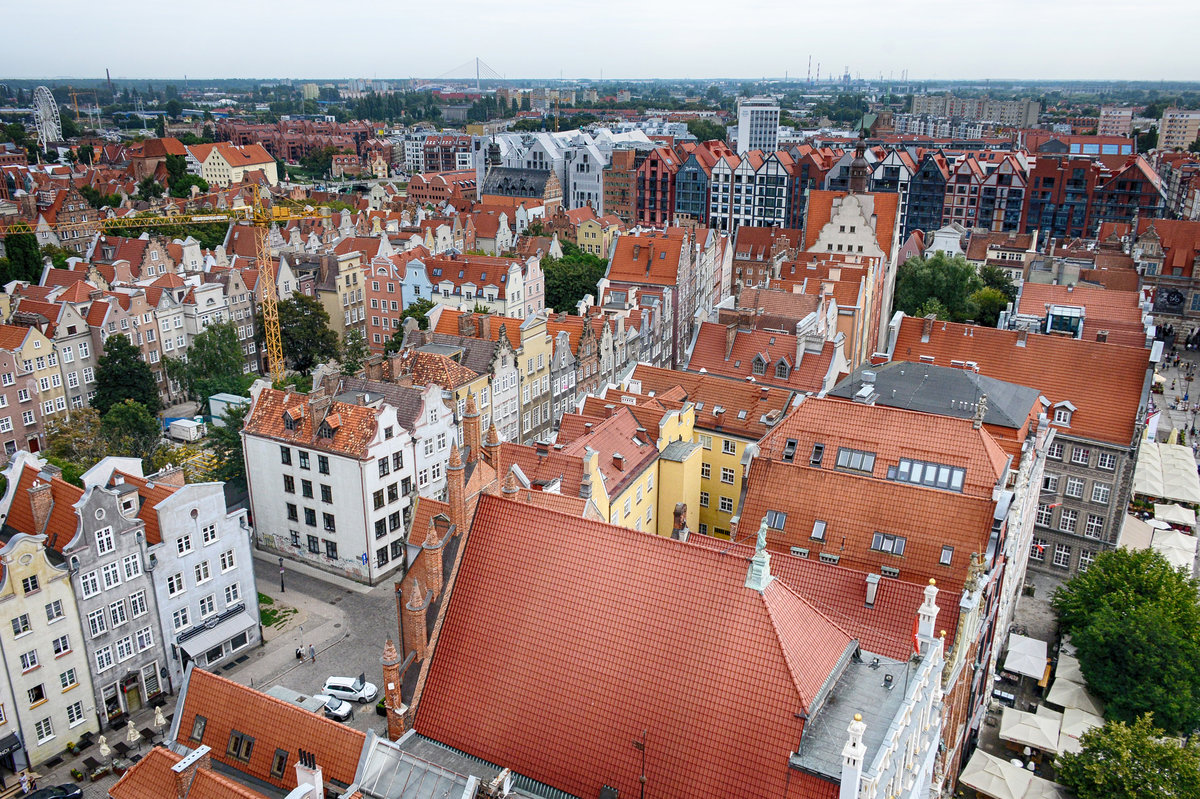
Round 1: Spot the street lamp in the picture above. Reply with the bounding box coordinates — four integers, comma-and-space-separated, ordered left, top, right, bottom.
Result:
279, 557, 285, 593
631, 729, 647, 799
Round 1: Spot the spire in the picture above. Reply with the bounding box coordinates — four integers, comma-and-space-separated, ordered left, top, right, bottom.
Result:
381, 638, 400, 668
745, 517, 774, 592
448, 441, 463, 470
502, 469, 520, 495
917, 578, 940, 642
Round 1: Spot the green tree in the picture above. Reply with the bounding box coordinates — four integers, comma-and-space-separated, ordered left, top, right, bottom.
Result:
893, 252, 984, 323
686, 118, 727, 142
44, 409, 106, 466
101, 400, 163, 462
979, 264, 1017, 303
165, 99, 182, 119
968, 287, 1009, 327
340, 327, 369, 376
154, 115, 166, 138
915, 297, 951, 320
137, 176, 163, 200
165, 322, 251, 401
80, 185, 122, 209
1053, 548, 1200, 734
94, 333, 161, 415
164, 153, 208, 197
77, 144, 94, 165
209, 402, 249, 487
1055, 714, 1200, 799
40, 245, 74, 270
398, 297, 436, 332
271, 292, 339, 376
4, 232, 42, 282
542, 240, 608, 312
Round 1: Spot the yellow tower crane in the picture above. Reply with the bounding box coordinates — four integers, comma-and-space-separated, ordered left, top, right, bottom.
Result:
1, 186, 333, 385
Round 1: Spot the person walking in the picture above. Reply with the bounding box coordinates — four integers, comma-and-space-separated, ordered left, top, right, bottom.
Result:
18, 773, 27, 795
309, 644, 316, 663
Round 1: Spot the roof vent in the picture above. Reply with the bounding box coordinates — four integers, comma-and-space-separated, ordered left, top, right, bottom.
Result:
861, 370, 875, 384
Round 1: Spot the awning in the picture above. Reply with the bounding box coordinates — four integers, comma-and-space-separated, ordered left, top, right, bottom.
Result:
1155, 503, 1196, 527
180, 609, 257, 658
1046, 678, 1105, 716
999, 708, 1061, 754
1004, 633, 1048, 679
1153, 529, 1199, 570
1133, 441, 1200, 504
959, 751, 1069, 799
1120, 513, 1155, 551
0, 733, 22, 757
1054, 653, 1084, 683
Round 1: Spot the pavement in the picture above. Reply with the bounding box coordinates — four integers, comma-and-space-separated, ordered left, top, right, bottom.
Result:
28, 551, 405, 795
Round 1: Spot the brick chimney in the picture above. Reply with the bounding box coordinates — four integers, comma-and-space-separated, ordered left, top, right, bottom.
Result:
403, 581, 431, 661
671, 503, 689, 541
380, 638, 407, 741
921, 313, 936, 342
457, 312, 474, 337
151, 465, 186, 488
483, 423, 501, 468
422, 519, 449, 597
478, 314, 491, 341
171, 744, 213, 799
724, 322, 738, 361
463, 393, 481, 464
28, 480, 53, 535
446, 443, 466, 535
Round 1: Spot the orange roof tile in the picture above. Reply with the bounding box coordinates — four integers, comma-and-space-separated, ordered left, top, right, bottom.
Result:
1016, 283, 1147, 348
803, 190, 899, 258
5, 464, 84, 552
493, 442, 586, 496
686, 322, 836, 393
414, 494, 855, 799
243, 389, 381, 459
394, 350, 481, 391
605, 232, 685, 286
108, 747, 184, 799
0, 323, 30, 351
113, 470, 181, 545
891, 316, 1150, 446
173, 667, 365, 792
629, 364, 794, 440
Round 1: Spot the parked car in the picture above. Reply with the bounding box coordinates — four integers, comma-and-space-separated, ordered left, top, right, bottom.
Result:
322, 674, 378, 704
314, 694, 353, 721
29, 786, 84, 799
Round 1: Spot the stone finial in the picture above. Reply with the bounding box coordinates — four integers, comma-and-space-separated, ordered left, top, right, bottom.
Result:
502, 470, 519, 495
448, 442, 463, 470
381, 638, 400, 668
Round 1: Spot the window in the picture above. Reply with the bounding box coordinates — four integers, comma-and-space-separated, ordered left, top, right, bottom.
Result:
1078, 550, 1096, 572
764, 510, 787, 529
202, 524, 218, 545
719, 496, 734, 513
889, 459, 966, 492
108, 600, 127, 628
115, 636, 134, 661
323, 513, 336, 532
378, 457, 390, 477
699, 492, 709, 508
280, 446, 292, 465
1042, 474, 1059, 492
60, 668, 77, 690
304, 508, 316, 527
720, 467, 735, 484
195, 561, 211, 584
1091, 483, 1110, 504
871, 532, 907, 555
21, 575, 39, 594
940, 546, 954, 565
1036, 504, 1052, 526
1097, 451, 1116, 470
167, 572, 185, 596
698, 434, 712, 450
298, 451, 309, 470
10, 613, 30, 637
79, 571, 100, 598
20, 650, 39, 671
321, 484, 333, 503
835, 447, 876, 474
199, 595, 216, 618
34, 718, 53, 744
722, 439, 737, 455
129, 591, 147, 617
122, 554, 141, 580
220, 550, 236, 572
1053, 407, 1072, 425
191, 716, 208, 742
173, 609, 190, 635
1059, 508, 1078, 533
1071, 447, 1091, 466
45, 600, 63, 623
392, 451, 403, 471
101, 562, 121, 590
1053, 543, 1072, 568
810, 520, 827, 541
1085, 514, 1104, 538
271, 749, 289, 779
94, 646, 113, 671
95, 526, 114, 555
1064, 477, 1084, 499
318, 455, 329, 474
225, 583, 241, 605
1030, 537, 1047, 561
227, 731, 254, 763
1048, 441, 1063, 459
324, 540, 338, 559
809, 443, 824, 466
177, 534, 193, 555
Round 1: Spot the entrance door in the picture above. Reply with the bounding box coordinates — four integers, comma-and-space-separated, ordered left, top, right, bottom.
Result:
122, 674, 143, 713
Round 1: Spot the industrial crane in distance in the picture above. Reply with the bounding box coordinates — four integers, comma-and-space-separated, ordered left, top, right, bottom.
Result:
1, 186, 336, 385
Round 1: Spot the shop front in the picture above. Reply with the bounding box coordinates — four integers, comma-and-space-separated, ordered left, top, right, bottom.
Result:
101, 662, 163, 728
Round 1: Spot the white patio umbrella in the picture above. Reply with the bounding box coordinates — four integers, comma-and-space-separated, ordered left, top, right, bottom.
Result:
126, 719, 141, 746
959, 750, 1034, 799
1147, 518, 1172, 530
1060, 707, 1105, 738
1047, 679, 1105, 716
98, 735, 110, 761
999, 708, 1061, 754
153, 705, 166, 731
1153, 528, 1199, 569
1004, 633, 1048, 679
1154, 503, 1196, 526
1055, 653, 1084, 683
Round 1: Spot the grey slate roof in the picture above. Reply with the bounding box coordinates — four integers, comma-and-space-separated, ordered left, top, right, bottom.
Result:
428, 332, 499, 376
828, 361, 1041, 429
336, 376, 427, 429
481, 167, 552, 198
659, 439, 700, 462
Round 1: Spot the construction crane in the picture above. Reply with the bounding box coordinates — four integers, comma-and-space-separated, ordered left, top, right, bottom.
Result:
0, 186, 330, 385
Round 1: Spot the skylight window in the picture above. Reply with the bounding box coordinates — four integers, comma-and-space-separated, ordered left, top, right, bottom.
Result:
835, 447, 876, 474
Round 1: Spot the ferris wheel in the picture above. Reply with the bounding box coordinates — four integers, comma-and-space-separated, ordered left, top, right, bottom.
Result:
33, 86, 62, 152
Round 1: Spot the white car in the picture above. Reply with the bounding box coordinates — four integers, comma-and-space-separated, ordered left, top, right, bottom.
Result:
313, 694, 353, 721
322, 674, 378, 704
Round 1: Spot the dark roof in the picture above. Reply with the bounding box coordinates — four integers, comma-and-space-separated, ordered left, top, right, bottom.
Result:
828, 361, 1041, 430
481, 167, 552, 198
428, 332, 499, 376
336, 376, 427, 430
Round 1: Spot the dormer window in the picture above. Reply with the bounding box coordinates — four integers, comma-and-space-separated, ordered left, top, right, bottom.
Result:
775, 361, 790, 379
317, 423, 333, 439
1053, 408, 1071, 425
752, 356, 766, 376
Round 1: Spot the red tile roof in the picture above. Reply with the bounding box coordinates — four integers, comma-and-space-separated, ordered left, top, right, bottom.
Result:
113, 471, 182, 545
394, 349, 482, 390
243, 388, 381, 459
891, 316, 1151, 446
5, 464, 84, 553
0, 323, 30, 351
628, 364, 794, 440
173, 667, 365, 792
492, 442, 586, 496
686, 321, 837, 393
560, 406, 659, 496
605, 232, 685, 286
108, 747, 184, 799
1139, 218, 1200, 275
414, 494, 855, 799
1016, 282, 1147, 348
803, 190, 900, 258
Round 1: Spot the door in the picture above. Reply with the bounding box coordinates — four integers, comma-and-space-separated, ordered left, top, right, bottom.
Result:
123, 674, 142, 713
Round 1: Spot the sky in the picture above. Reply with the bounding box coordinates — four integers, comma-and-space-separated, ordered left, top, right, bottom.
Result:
5, 0, 1199, 83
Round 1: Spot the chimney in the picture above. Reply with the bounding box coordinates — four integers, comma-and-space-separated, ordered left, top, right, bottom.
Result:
152, 465, 186, 488
724, 322, 737, 361
28, 480, 53, 534
1096, 330, 1108, 343
171, 745, 213, 799
795, 324, 806, 368
463, 393, 481, 464
483, 423, 501, 467
917, 579, 940, 645
446, 443, 466, 535
457, 312, 474, 337
422, 520, 449, 597
402, 580, 431, 661
671, 503, 689, 541
380, 639, 407, 741
293, 750, 324, 796
838, 715, 867, 799
612, 452, 625, 471
864, 573, 881, 607
478, 315, 491, 341
921, 313, 935, 342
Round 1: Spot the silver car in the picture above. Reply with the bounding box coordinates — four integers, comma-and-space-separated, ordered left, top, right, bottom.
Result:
322, 674, 378, 704
313, 694, 353, 721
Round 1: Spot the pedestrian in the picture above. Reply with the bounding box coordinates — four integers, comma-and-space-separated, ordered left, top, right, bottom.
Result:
295, 646, 303, 660
18, 773, 27, 795
309, 644, 316, 663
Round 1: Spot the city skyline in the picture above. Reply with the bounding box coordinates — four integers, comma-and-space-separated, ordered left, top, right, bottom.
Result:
4, 0, 1199, 83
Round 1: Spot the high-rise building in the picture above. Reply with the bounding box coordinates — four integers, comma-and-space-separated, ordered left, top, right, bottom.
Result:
1159, 107, 1200, 150
1098, 106, 1134, 137
735, 97, 780, 154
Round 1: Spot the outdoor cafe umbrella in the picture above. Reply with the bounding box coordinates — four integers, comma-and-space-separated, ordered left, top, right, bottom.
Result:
959, 750, 1034, 799
154, 705, 166, 731
999, 707, 1061, 754
1060, 707, 1105, 739
1046, 678, 1105, 716
1003, 634, 1048, 679
1054, 653, 1084, 683
126, 720, 141, 747
98, 735, 110, 761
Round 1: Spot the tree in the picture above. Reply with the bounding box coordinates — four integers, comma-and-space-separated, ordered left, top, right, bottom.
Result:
154, 115, 166, 138
80, 185, 121, 209
271, 292, 339, 376
165, 99, 182, 119
101, 400, 163, 461
968, 287, 1009, 327
77, 144, 94, 165
399, 297, 436, 331
1053, 548, 1200, 734
893, 252, 985, 324
979, 264, 1017, 303
4, 232, 41, 282
44, 409, 106, 466
136, 176, 163, 200
164, 153, 209, 198
1055, 714, 1200, 799
94, 333, 161, 415
542, 241, 608, 313
40, 245, 74, 270
340, 327, 369, 376
686, 118, 727, 142
165, 322, 250, 401
209, 402, 249, 487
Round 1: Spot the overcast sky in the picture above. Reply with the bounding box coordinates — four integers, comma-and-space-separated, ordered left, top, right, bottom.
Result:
6, 0, 1199, 83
